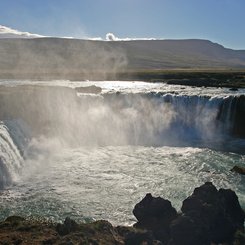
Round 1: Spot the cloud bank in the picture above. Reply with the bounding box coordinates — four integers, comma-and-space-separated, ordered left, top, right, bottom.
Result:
0, 25, 44, 39
0, 25, 156, 41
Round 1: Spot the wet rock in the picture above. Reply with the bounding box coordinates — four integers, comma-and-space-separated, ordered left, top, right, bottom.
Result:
218, 188, 245, 229
177, 182, 245, 244
169, 213, 209, 245
133, 193, 177, 243
133, 193, 177, 229
56, 217, 79, 236
231, 165, 245, 175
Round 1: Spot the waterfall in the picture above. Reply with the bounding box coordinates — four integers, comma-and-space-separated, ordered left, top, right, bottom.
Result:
0, 121, 23, 188
0, 85, 244, 152
101, 93, 237, 144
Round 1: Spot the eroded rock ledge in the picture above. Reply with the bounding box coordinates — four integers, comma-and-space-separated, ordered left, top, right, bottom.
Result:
0, 182, 244, 245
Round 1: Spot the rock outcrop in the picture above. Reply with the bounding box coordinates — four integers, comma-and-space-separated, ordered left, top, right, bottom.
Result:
133, 182, 245, 245
133, 193, 177, 242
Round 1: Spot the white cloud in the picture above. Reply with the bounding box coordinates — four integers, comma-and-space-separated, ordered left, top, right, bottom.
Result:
0, 25, 44, 39
0, 25, 157, 42
106, 33, 119, 41
105, 32, 156, 41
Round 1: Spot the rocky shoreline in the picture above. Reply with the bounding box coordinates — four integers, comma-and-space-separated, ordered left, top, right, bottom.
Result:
0, 182, 244, 245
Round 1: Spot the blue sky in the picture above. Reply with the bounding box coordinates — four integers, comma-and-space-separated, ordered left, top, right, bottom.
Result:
0, 0, 244, 49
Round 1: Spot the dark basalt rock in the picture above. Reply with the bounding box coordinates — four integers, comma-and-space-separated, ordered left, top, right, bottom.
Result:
133, 193, 177, 242
219, 188, 245, 229
133, 193, 177, 229
169, 213, 209, 245
231, 165, 245, 175
178, 182, 245, 244
133, 182, 245, 245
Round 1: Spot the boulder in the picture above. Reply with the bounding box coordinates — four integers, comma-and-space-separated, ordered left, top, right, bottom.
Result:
133, 193, 177, 229
133, 193, 177, 243
169, 213, 209, 245
218, 188, 245, 229
131, 182, 245, 244
176, 182, 245, 244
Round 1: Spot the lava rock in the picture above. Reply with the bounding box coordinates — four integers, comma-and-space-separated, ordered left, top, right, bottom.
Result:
133, 193, 177, 243
218, 188, 245, 229
133, 193, 177, 229
178, 182, 245, 244
169, 213, 209, 245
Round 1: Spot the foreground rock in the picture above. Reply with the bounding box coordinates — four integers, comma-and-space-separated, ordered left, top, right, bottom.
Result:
0, 182, 244, 245
171, 182, 245, 245
132, 182, 245, 245
133, 193, 177, 241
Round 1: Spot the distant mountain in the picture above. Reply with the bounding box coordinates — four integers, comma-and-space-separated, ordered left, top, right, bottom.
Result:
0, 37, 245, 79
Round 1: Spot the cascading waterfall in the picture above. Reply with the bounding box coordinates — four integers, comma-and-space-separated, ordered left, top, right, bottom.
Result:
0, 86, 243, 188
100, 93, 239, 145
0, 121, 23, 188
1, 84, 243, 148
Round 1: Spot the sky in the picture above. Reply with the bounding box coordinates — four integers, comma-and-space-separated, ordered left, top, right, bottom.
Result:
0, 0, 245, 49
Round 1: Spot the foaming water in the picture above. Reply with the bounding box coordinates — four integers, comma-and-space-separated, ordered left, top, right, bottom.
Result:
0, 145, 244, 225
